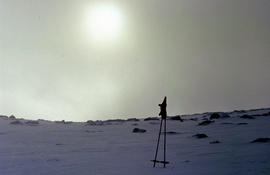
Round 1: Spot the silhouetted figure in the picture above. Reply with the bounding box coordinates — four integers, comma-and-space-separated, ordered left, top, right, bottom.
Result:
159, 96, 167, 119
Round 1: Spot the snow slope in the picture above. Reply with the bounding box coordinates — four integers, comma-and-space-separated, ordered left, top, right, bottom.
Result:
0, 108, 270, 175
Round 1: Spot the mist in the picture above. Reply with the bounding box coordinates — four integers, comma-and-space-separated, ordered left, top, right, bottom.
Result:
1, 0, 270, 121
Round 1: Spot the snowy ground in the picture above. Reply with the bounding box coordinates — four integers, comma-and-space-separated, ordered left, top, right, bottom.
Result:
0, 108, 270, 175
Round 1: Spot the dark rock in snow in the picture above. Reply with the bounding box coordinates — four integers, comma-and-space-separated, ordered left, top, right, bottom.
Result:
55, 143, 63, 146
10, 120, 23, 125
264, 112, 270, 116
0, 115, 8, 118
132, 128, 146, 133
25, 120, 39, 125
193, 133, 208, 139
9, 115, 16, 119
162, 131, 180, 135
240, 115, 255, 119
63, 121, 73, 124
169, 115, 183, 122
85, 120, 105, 126
94, 120, 105, 125
221, 122, 233, 125
209, 140, 221, 144
55, 120, 73, 124
86, 120, 96, 125
55, 120, 69, 124
190, 118, 198, 121
131, 123, 138, 126
198, 120, 214, 126
251, 138, 270, 143
58, 120, 73, 124
210, 113, 220, 120
144, 117, 159, 121
210, 112, 230, 120
126, 118, 140, 122
233, 110, 246, 113
237, 122, 248, 125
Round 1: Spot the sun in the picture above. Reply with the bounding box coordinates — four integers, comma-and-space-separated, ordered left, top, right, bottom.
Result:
86, 3, 123, 42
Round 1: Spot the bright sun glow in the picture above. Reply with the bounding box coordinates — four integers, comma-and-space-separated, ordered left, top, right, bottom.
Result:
86, 3, 123, 42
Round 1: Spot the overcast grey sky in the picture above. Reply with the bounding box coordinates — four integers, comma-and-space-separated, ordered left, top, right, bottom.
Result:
1, 0, 270, 121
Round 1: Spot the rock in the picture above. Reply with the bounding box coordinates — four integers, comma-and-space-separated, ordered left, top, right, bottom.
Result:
126, 118, 140, 122
55, 120, 72, 124
0, 115, 8, 118
209, 140, 220, 144
85, 120, 105, 126
86, 120, 96, 125
193, 133, 208, 139
25, 120, 39, 125
55, 143, 63, 146
251, 138, 270, 143
210, 113, 220, 120
190, 118, 198, 121
210, 112, 230, 120
132, 123, 138, 126
132, 128, 146, 133
55, 120, 66, 124
169, 115, 183, 122
198, 120, 214, 126
221, 122, 233, 125
105, 119, 125, 122
9, 115, 16, 119
233, 110, 246, 113
144, 117, 159, 121
10, 120, 23, 125
237, 122, 248, 125
240, 115, 255, 119
163, 131, 180, 135
94, 120, 105, 125
56, 120, 72, 124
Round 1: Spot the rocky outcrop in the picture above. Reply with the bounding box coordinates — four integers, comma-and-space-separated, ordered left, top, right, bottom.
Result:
132, 128, 146, 133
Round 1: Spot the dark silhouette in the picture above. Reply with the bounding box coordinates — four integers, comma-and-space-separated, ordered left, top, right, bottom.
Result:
152, 96, 169, 168
251, 138, 270, 143
198, 120, 214, 126
144, 117, 159, 121
240, 114, 255, 119
193, 133, 208, 139
132, 128, 146, 133
159, 96, 167, 119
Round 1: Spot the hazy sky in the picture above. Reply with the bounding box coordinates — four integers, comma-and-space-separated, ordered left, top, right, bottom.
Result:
1, 0, 270, 121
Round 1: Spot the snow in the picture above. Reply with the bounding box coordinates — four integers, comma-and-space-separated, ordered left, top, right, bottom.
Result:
0, 108, 270, 175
